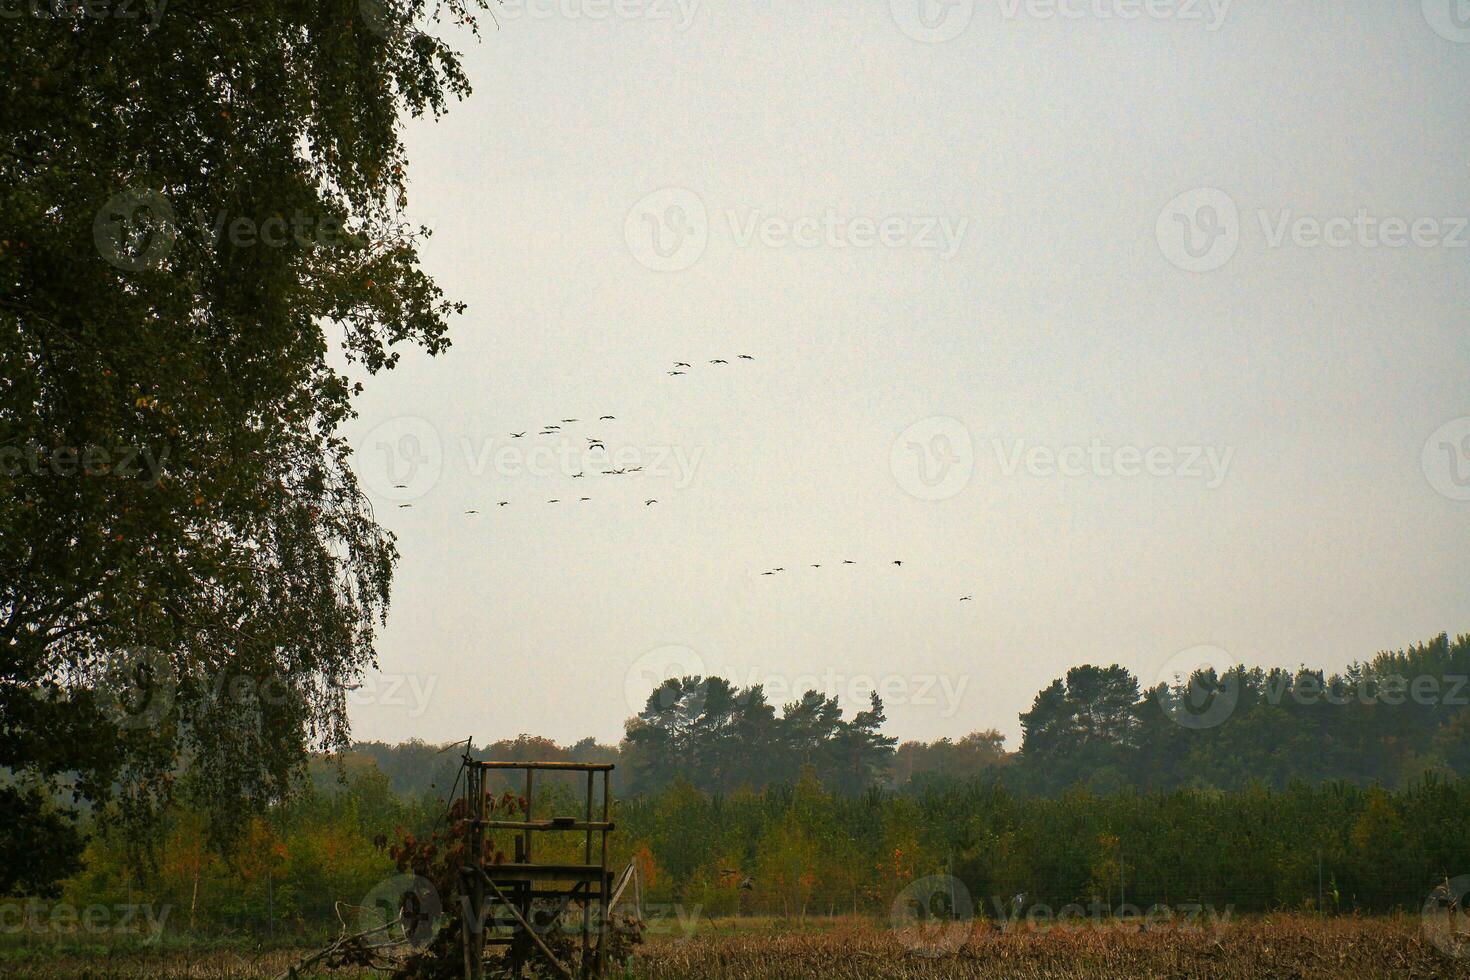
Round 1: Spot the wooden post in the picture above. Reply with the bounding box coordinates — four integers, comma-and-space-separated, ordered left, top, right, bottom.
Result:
524, 768, 534, 863
461, 765, 474, 980
583, 769, 594, 974
473, 767, 486, 980
520, 767, 533, 978
1119, 843, 1125, 910
463, 763, 486, 980
597, 769, 610, 977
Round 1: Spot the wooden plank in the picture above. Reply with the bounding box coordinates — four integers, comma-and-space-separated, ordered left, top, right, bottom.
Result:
469, 761, 614, 771
484, 863, 612, 882
476, 819, 615, 832
606, 863, 636, 915
483, 887, 603, 901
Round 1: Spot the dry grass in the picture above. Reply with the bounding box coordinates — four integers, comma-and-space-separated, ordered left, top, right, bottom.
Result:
633, 914, 1470, 979
3, 914, 1467, 978
0, 944, 377, 980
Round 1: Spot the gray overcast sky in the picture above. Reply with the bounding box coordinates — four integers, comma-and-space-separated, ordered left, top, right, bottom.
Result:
342, 1, 1470, 750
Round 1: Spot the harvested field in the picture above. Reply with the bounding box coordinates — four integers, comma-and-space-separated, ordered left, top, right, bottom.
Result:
6, 914, 1469, 979
632, 914, 1470, 980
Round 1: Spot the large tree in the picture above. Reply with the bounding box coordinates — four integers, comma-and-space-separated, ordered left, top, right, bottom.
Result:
621, 678, 895, 796
1018, 664, 1140, 790
0, 0, 485, 893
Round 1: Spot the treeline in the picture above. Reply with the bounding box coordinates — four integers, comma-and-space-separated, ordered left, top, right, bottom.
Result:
352, 723, 1005, 801
615, 771, 1470, 917
47, 761, 1470, 937
22, 631, 1470, 937
1014, 632, 1470, 795
354, 632, 1470, 799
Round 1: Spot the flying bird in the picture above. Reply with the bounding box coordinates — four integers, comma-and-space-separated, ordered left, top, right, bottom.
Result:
572, 472, 585, 479
580, 497, 591, 502
393, 484, 407, 489
761, 571, 775, 576
960, 596, 973, 602
738, 354, 754, 360
811, 564, 821, 568
668, 371, 686, 376
600, 415, 616, 420
843, 560, 855, 565
626, 466, 643, 473
563, 419, 578, 423
398, 503, 413, 508
709, 358, 728, 364
497, 501, 509, 507
674, 361, 691, 368
892, 560, 903, 566
645, 499, 658, 506
510, 432, 525, 439
465, 509, 479, 515
548, 499, 560, 504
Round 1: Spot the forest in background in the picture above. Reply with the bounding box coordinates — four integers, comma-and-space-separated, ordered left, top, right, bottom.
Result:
357, 631, 1470, 798
11, 632, 1470, 940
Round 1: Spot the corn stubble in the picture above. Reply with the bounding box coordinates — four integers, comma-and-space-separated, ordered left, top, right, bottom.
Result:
633, 915, 1470, 980
6, 915, 1469, 978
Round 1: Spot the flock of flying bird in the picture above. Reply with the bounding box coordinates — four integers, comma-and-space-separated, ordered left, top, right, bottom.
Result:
394, 351, 977, 601
666, 353, 756, 376
394, 413, 657, 510
393, 356, 758, 514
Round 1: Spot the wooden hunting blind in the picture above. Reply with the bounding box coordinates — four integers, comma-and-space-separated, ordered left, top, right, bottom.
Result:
459, 759, 617, 980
